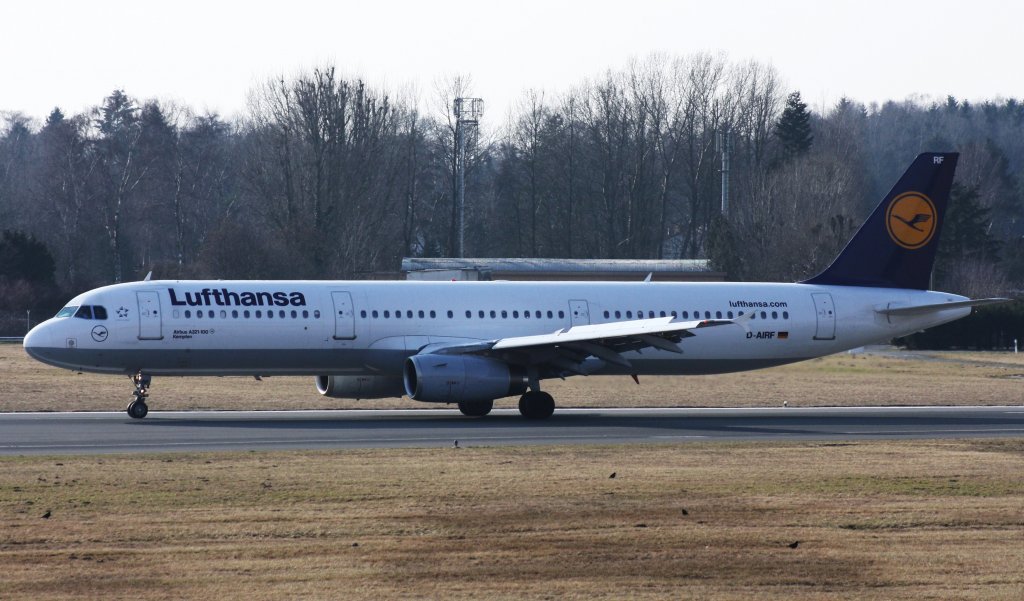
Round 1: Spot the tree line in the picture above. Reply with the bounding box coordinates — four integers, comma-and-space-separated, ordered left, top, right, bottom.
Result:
2, 54, 1023, 328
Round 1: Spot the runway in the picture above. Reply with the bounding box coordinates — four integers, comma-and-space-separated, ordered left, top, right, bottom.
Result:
1, 406, 1023, 455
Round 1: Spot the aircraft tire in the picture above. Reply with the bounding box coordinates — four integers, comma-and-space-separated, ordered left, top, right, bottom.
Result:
518, 391, 555, 419
458, 399, 494, 417
127, 400, 149, 419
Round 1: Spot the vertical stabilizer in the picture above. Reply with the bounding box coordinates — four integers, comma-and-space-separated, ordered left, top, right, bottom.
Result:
803, 152, 958, 290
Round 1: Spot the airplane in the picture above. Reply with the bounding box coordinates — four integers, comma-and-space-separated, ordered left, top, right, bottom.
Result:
23, 152, 1008, 420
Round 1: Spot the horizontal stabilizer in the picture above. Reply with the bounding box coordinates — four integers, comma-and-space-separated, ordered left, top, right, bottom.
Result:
876, 298, 1011, 317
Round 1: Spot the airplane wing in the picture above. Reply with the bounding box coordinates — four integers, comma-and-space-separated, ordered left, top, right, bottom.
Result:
421, 316, 743, 374
875, 298, 1011, 317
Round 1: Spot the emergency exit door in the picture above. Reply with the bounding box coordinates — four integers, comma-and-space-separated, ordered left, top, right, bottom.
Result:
331, 291, 356, 340
136, 291, 163, 340
811, 293, 836, 340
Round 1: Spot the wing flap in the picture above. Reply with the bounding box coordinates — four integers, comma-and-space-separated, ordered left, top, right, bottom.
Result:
491, 316, 727, 351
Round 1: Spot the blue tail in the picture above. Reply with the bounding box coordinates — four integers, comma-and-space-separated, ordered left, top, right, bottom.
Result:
803, 152, 958, 290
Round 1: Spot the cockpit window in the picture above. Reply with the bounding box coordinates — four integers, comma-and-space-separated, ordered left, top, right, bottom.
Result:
55, 306, 78, 318
62, 305, 109, 320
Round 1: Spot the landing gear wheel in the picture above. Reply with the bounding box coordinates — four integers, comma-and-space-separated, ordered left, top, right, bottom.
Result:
518, 391, 555, 419
127, 400, 149, 419
458, 399, 494, 417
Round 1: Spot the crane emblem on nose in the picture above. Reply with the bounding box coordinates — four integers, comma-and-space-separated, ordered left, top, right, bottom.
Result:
91, 325, 109, 342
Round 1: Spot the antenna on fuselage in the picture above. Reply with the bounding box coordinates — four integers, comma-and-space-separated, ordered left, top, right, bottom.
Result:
143, 271, 153, 281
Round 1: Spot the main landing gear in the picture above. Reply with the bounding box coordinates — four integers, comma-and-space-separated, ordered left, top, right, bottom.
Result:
518, 390, 555, 419
458, 399, 494, 417
127, 372, 151, 419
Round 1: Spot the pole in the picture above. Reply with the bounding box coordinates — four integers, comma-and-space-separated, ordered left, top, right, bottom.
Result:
26, 310, 31, 334
719, 128, 730, 216
456, 118, 466, 258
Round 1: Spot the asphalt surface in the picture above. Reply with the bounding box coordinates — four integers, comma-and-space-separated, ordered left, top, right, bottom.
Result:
0, 406, 1022, 455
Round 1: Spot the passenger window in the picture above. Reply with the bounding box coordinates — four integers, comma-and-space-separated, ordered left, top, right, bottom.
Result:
220, 310, 227, 318
395, 310, 401, 319
418, 310, 425, 318
671, 311, 677, 318
314, 310, 320, 318
208, 310, 215, 318
490, 310, 496, 318
197, 310, 203, 319
372, 310, 379, 318
303, 310, 308, 318
772, 311, 778, 319
648, 311, 655, 319
185, 310, 192, 318
535, 311, 541, 319
704, 311, 711, 319
255, 310, 262, 318
173, 310, 180, 319
615, 310, 621, 319
524, 311, 530, 319
447, 310, 453, 318
291, 310, 297, 318
360, 310, 367, 318
761, 311, 767, 319
466, 310, 472, 318
384, 310, 390, 318
659, 311, 666, 318
546, 310, 553, 319
604, 310, 610, 318
727, 311, 733, 319
513, 311, 519, 318
783, 311, 789, 319
267, 311, 273, 319
430, 310, 436, 318
558, 311, 565, 319
478, 310, 485, 318
232, 310, 239, 318
94, 306, 108, 320
501, 310, 508, 318
626, 311, 633, 319
715, 311, 722, 319
74, 306, 93, 319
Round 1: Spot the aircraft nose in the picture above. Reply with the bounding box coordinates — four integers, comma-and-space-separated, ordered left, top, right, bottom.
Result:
23, 321, 54, 362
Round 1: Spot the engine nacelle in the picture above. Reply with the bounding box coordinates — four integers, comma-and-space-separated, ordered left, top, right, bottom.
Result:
403, 354, 527, 404
315, 375, 405, 399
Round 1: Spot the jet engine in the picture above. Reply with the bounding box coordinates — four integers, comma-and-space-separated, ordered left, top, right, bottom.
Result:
315, 375, 405, 399
403, 354, 528, 403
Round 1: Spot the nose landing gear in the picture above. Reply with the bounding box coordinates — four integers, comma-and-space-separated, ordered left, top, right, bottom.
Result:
127, 373, 151, 419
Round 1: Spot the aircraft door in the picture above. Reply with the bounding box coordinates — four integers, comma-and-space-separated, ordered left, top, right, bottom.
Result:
331, 291, 356, 340
136, 291, 163, 340
569, 299, 590, 327
811, 293, 836, 340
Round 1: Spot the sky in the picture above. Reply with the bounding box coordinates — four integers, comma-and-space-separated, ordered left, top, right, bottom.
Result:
2, 0, 1019, 127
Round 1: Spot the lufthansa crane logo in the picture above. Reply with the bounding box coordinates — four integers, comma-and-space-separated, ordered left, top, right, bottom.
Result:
886, 192, 937, 250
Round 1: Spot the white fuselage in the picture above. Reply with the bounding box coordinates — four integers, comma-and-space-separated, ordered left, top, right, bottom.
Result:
24, 279, 969, 378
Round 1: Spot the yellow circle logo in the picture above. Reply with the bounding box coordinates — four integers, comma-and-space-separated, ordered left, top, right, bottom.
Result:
886, 192, 936, 250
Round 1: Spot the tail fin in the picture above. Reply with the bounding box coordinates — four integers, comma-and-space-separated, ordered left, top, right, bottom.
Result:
803, 152, 958, 290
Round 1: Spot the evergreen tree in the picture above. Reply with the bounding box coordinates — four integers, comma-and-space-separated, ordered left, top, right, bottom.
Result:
775, 91, 813, 158
0, 230, 56, 284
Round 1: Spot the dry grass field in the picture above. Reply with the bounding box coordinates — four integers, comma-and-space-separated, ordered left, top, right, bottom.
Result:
1, 440, 1022, 600
2, 343, 1023, 413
